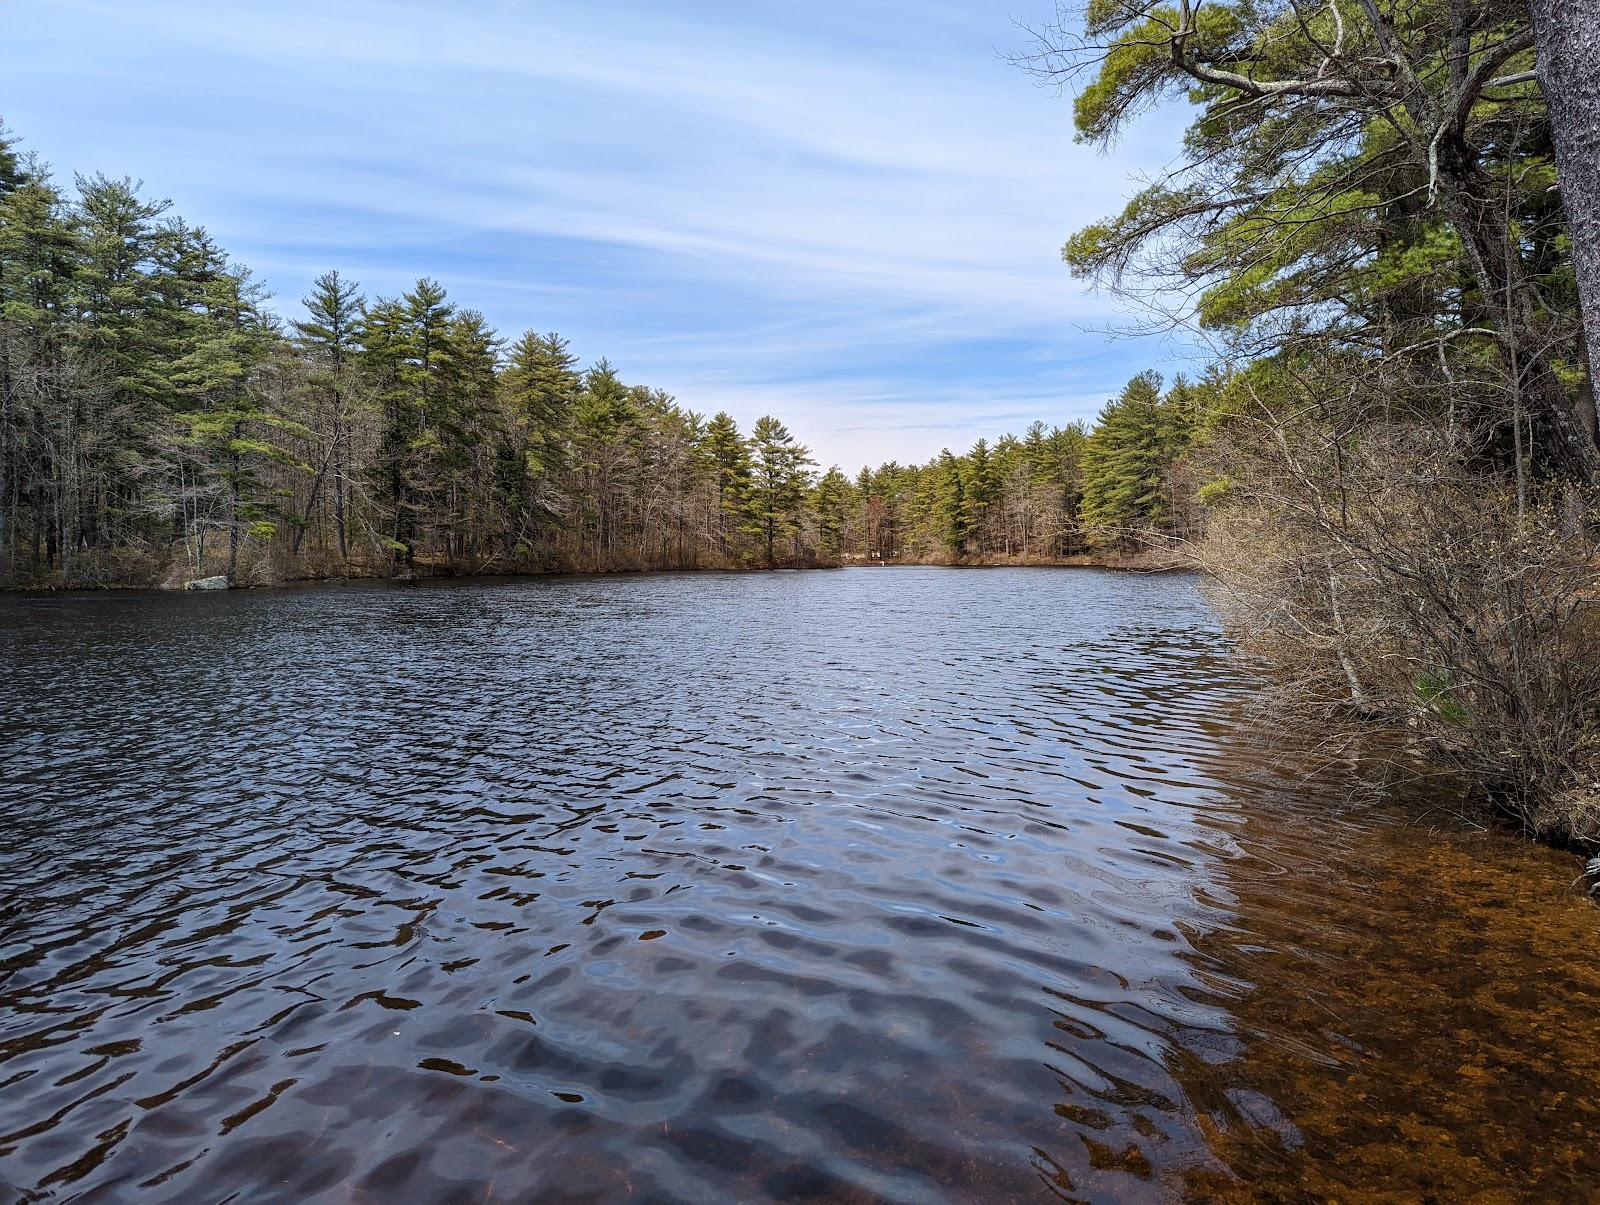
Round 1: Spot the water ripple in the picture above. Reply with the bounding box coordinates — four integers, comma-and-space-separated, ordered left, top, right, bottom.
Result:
3, 568, 1598, 1202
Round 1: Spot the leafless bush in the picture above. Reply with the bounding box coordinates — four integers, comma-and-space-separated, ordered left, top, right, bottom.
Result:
1196, 406, 1600, 844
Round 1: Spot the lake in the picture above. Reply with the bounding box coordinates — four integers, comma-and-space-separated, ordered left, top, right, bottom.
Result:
2, 567, 1598, 1201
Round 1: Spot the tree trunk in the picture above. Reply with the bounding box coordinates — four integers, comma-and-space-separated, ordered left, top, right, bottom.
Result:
292, 454, 331, 556
226, 427, 241, 581
1531, 0, 1600, 389
1433, 149, 1600, 483
0, 347, 11, 582
334, 422, 348, 560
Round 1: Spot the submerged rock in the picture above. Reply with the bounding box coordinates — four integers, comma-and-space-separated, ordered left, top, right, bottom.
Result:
183, 575, 230, 591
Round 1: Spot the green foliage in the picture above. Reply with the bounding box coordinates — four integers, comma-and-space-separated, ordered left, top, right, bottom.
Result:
1196, 473, 1238, 506
1080, 372, 1194, 545
0, 122, 857, 582
702, 411, 758, 552
0, 123, 26, 196
0, 173, 77, 331
0, 117, 1212, 584
812, 467, 855, 556
1046, 0, 1584, 480
1073, 4, 1242, 144
1414, 671, 1470, 725
933, 449, 967, 554
838, 393, 1195, 565
502, 331, 579, 480
748, 415, 815, 564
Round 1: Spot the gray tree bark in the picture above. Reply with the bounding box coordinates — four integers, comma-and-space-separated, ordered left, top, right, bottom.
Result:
1531, 0, 1600, 388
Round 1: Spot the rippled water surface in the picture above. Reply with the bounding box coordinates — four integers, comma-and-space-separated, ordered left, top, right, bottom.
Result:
3, 567, 1599, 1202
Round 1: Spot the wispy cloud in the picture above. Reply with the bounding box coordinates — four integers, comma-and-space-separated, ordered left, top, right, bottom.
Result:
7, 0, 1190, 467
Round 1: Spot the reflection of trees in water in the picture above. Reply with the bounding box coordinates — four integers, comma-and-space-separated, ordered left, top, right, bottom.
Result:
1163, 719, 1600, 1201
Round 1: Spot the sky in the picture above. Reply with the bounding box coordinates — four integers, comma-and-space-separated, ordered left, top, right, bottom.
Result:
6, 0, 1193, 470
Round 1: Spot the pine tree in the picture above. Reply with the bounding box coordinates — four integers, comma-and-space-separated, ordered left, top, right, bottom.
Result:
358, 278, 462, 569
71, 175, 173, 399
167, 233, 298, 579
0, 122, 27, 196
1080, 371, 1169, 545
1160, 375, 1198, 454
573, 359, 637, 560
748, 415, 814, 564
290, 270, 365, 558
702, 411, 755, 557
433, 309, 501, 559
65, 175, 177, 563
0, 173, 76, 330
0, 155, 79, 578
812, 467, 854, 557
635, 394, 702, 566
932, 449, 967, 556
0, 122, 860, 585
503, 331, 578, 482
1042, 424, 1087, 554
358, 295, 420, 567
962, 436, 997, 550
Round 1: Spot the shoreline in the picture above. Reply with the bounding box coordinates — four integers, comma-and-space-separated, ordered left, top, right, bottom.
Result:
1, 551, 1190, 593
0, 561, 837, 594
845, 549, 1192, 573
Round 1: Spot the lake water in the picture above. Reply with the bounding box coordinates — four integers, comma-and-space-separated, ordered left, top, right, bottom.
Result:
2, 567, 1598, 1202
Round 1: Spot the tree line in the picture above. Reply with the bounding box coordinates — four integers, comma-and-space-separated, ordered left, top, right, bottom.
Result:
0, 121, 1208, 588
819, 370, 1202, 564
0, 126, 829, 586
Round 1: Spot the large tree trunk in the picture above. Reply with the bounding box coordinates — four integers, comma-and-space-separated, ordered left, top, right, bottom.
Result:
1531, 0, 1600, 398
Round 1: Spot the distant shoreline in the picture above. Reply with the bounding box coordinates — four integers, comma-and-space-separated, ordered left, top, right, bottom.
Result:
844, 550, 1191, 573
1, 550, 1194, 593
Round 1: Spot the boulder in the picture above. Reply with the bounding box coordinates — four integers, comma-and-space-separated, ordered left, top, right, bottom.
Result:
183, 575, 230, 591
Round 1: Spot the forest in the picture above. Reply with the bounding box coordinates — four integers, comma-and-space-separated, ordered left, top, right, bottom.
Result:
837, 370, 1202, 564
0, 122, 1199, 588
0, 126, 826, 584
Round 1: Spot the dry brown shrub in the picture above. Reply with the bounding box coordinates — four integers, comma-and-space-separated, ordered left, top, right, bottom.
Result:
1195, 413, 1600, 845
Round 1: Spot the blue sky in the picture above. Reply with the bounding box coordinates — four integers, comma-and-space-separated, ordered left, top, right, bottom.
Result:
7, 0, 1193, 469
